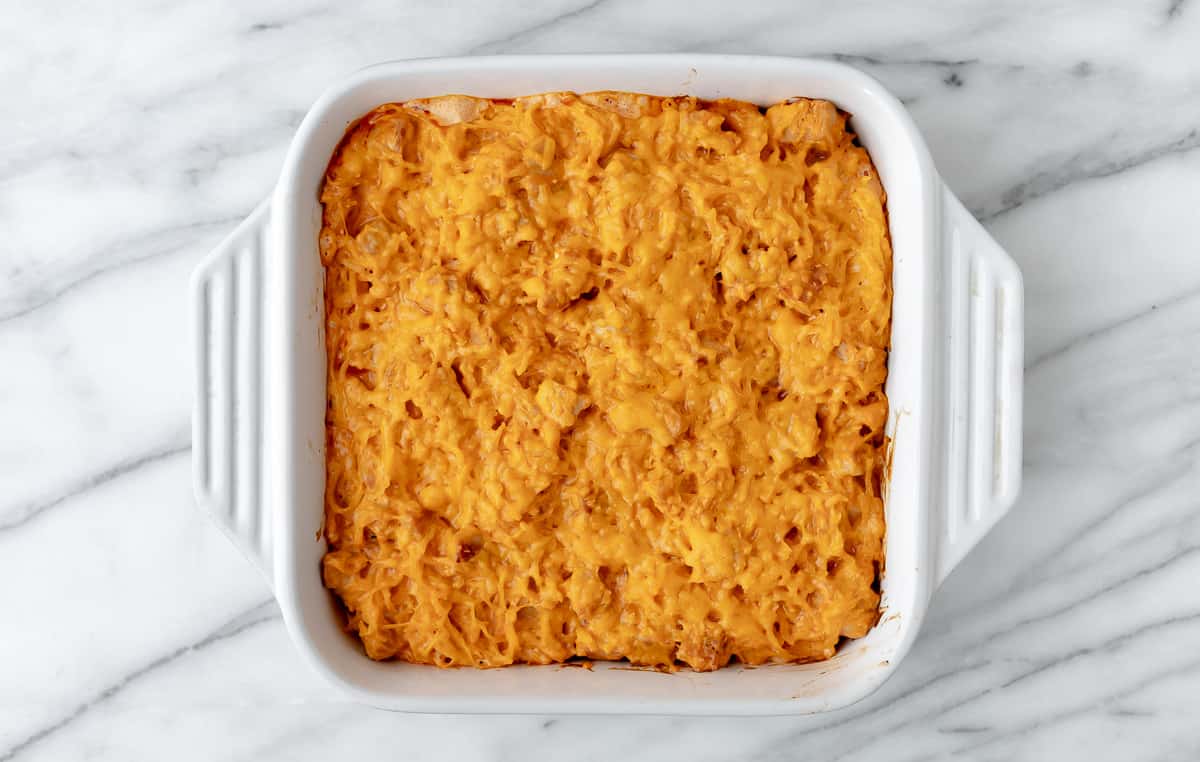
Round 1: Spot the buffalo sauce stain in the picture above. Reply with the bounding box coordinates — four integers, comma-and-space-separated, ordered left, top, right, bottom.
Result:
557, 659, 594, 671
609, 664, 677, 674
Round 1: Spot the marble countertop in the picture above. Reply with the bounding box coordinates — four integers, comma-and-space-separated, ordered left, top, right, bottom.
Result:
3, 0, 1199, 759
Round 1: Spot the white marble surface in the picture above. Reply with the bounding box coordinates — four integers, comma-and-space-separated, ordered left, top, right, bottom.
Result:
3, 0, 1200, 758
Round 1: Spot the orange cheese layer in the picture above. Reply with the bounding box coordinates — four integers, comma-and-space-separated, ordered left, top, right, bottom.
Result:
319, 93, 891, 671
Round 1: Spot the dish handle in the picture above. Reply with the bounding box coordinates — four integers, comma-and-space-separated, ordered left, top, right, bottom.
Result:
936, 186, 1024, 585
191, 199, 274, 588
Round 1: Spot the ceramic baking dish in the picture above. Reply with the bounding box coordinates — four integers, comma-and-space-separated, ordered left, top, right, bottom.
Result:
191, 54, 1023, 715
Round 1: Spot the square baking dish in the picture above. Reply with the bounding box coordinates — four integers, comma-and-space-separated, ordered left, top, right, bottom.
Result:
191, 54, 1023, 715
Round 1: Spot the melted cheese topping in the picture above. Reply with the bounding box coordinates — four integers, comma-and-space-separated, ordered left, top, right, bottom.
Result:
320, 93, 891, 671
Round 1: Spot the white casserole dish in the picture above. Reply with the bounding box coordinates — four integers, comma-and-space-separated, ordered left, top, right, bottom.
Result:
191, 54, 1023, 715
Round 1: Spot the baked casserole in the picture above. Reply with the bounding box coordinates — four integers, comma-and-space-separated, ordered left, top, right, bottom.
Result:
318, 91, 891, 671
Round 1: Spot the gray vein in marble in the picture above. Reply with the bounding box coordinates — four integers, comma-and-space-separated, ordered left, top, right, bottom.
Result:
466, 0, 610, 55
0, 600, 279, 762
0, 214, 244, 324
1025, 282, 1200, 373
969, 544, 1200, 654
746, 659, 996, 760
913, 656, 1200, 761
981, 127, 1200, 221
937, 725, 991, 734
243, 5, 331, 36
825, 53, 982, 70
995, 610, 1200, 693
179, 141, 272, 189
938, 454, 1199, 630
825, 614, 1200, 762
0, 104, 296, 183
1167, 0, 1188, 20
0, 438, 189, 532
1037, 462, 1200, 585
1108, 707, 1155, 718
926, 460, 1197, 638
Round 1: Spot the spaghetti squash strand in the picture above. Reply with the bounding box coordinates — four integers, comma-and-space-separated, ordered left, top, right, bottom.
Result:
320, 92, 890, 671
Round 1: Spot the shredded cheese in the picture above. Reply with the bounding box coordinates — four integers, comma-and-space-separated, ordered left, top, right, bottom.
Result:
319, 92, 890, 671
